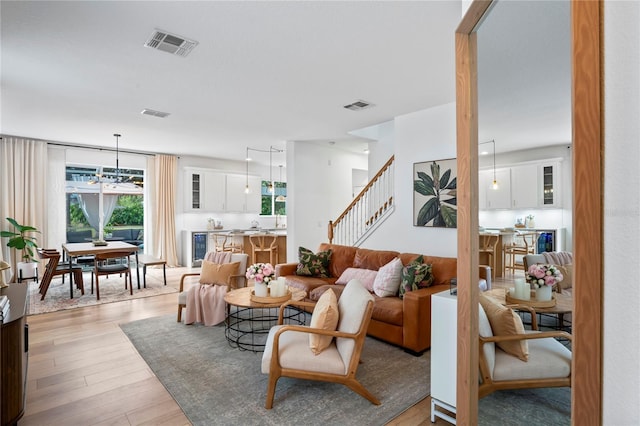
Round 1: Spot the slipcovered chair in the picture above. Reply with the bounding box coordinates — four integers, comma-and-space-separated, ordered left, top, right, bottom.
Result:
261, 279, 379, 409
478, 295, 572, 398
177, 251, 248, 323
523, 252, 573, 293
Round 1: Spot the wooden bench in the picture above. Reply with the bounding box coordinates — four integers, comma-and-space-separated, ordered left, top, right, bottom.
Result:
136, 254, 166, 287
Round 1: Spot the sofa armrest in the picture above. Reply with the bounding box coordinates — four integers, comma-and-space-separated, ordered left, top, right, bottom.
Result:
275, 262, 298, 277
402, 284, 449, 353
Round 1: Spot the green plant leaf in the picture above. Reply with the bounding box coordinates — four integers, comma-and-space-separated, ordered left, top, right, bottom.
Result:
430, 163, 440, 191
445, 177, 457, 190
417, 197, 439, 226
417, 171, 433, 188
442, 197, 457, 206
439, 169, 451, 189
440, 204, 457, 227
414, 180, 435, 196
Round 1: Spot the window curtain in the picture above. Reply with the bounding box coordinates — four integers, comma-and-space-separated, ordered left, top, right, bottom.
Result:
76, 191, 118, 235
0, 136, 48, 281
152, 154, 179, 266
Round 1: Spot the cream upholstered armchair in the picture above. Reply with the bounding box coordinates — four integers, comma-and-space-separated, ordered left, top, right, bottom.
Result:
177, 252, 247, 322
261, 279, 379, 409
478, 294, 572, 398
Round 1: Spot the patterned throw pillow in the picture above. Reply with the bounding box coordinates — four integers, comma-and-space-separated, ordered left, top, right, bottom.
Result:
296, 246, 332, 277
399, 256, 434, 299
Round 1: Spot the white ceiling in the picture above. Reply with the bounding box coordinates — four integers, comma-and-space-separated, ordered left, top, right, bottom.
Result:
1, 1, 571, 165
0, 1, 461, 163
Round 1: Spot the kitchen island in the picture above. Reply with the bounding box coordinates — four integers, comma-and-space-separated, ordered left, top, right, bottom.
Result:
183, 229, 287, 268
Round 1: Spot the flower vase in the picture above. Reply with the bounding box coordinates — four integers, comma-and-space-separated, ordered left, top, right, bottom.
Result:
254, 281, 268, 297
535, 285, 552, 301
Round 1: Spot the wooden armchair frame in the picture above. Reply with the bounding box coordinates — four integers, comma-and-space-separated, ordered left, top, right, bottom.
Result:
478, 304, 572, 398
264, 298, 380, 409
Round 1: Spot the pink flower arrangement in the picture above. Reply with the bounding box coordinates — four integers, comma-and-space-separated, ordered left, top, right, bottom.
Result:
526, 264, 563, 288
246, 262, 275, 284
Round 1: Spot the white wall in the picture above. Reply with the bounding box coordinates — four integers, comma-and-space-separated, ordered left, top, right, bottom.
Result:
286, 140, 368, 261
603, 2, 640, 423
363, 102, 458, 257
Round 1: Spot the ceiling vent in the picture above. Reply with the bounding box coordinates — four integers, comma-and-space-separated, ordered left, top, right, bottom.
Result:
343, 100, 375, 111
141, 108, 170, 118
144, 29, 198, 57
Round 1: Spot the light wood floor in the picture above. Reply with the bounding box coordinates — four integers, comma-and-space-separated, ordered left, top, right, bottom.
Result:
23, 268, 513, 425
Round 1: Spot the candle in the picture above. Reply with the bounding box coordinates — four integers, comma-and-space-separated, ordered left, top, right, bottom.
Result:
521, 283, 531, 300
514, 278, 525, 299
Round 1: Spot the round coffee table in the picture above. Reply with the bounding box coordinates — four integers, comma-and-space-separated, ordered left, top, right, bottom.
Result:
223, 286, 307, 352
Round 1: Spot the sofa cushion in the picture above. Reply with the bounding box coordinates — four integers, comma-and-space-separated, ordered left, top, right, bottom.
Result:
354, 248, 399, 271
399, 253, 457, 287
373, 257, 403, 297
286, 275, 336, 296
318, 243, 358, 279
399, 255, 434, 299
296, 246, 332, 277
336, 267, 378, 292
371, 294, 403, 326
479, 294, 529, 362
309, 289, 340, 355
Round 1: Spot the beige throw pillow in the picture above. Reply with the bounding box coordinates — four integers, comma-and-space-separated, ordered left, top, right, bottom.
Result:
479, 294, 529, 361
556, 264, 573, 290
309, 289, 339, 355
199, 261, 240, 285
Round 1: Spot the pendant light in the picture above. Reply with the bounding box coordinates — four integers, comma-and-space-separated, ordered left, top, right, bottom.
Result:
275, 165, 286, 202
114, 133, 121, 181
245, 147, 251, 194
491, 139, 499, 190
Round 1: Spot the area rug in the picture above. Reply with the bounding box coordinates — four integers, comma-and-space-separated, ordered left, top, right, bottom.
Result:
479, 387, 571, 425
27, 269, 178, 315
120, 314, 430, 426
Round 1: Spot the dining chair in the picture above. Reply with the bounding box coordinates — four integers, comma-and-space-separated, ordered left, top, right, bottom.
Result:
37, 248, 85, 300
91, 250, 133, 300
503, 231, 537, 275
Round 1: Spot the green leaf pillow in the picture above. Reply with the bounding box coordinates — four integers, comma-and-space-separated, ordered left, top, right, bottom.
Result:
296, 247, 332, 277
399, 255, 434, 299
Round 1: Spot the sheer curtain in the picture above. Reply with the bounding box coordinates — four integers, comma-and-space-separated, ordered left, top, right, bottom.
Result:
76, 192, 118, 235
152, 154, 179, 266
0, 136, 48, 280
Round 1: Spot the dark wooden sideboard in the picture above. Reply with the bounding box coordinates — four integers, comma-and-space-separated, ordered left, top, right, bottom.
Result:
0, 284, 28, 426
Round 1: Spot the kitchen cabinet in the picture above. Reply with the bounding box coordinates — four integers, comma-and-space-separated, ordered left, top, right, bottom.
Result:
511, 164, 539, 208
480, 160, 561, 210
480, 168, 511, 209
185, 169, 261, 213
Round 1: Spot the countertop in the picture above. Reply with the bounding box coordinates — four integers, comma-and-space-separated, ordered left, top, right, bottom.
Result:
193, 228, 287, 235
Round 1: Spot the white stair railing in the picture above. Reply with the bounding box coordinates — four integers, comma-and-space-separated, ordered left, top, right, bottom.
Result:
328, 156, 395, 246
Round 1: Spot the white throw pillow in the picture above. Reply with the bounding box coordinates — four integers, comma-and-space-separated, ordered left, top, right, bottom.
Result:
336, 267, 378, 292
372, 257, 403, 297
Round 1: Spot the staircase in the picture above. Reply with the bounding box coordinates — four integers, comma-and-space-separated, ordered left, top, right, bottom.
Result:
328, 155, 395, 246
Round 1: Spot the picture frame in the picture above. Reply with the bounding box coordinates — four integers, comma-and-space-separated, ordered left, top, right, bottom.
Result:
413, 158, 457, 228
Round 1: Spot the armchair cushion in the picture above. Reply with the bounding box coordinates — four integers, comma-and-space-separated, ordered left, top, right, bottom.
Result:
372, 257, 403, 297
479, 294, 529, 361
199, 260, 240, 285
296, 246, 332, 277
309, 289, 339, 354
336, 267, 378, 291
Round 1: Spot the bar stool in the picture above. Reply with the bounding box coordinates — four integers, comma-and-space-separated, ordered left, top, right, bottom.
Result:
479, 234, 499, 273
249, 234, 279, 265
503, 231, 537, 275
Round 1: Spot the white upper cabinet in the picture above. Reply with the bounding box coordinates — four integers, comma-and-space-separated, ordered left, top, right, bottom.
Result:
185, 169, 261, 213
481, 168, 512, 209
480, 160, 561, 210
511, 164, 539, 208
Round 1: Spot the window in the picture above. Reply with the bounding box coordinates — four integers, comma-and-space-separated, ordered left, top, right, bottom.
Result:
260, 180, 286, 215
65, 165, 144, 241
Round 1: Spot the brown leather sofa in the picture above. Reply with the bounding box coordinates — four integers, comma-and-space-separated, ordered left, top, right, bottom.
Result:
275, 243, 491, 354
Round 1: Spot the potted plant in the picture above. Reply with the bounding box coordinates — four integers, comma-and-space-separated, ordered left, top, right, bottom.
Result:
1, 217, 40, 280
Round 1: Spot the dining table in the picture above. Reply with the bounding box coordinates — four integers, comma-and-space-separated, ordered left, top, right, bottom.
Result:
62, 241, 140, 299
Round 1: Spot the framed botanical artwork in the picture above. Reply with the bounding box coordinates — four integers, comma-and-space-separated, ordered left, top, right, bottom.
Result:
413, 158, 457, 228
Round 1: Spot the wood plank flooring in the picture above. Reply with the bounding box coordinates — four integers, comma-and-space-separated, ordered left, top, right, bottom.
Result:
23, 267, 505, 425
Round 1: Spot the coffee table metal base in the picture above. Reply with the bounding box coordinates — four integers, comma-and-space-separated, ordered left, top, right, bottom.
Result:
225, 305, 306, 352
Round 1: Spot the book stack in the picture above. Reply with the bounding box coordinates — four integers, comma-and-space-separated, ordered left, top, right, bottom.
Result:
0, 295, 9, 321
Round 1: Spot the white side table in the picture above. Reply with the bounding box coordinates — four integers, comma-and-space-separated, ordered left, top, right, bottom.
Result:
431, 290, 457, 424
